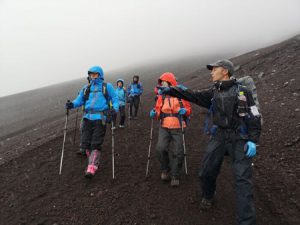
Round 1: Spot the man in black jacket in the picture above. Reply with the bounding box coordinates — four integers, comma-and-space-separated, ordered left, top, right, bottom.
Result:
158, 59, 261, 225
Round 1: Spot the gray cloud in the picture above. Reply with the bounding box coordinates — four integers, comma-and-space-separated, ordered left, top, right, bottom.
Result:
1, 0, 300, 97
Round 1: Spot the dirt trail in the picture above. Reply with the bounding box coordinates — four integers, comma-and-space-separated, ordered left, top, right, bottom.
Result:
0, 36, 300, 225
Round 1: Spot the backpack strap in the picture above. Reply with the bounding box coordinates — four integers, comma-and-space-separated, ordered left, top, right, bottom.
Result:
83, 82, 110, 108
102, 82, 112, 109
159, 95, 189, 125
178, 98, 190, 126
83, 84, 91, 103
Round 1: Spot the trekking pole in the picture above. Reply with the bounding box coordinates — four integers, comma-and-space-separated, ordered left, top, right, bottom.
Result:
111, 120, 115, 179
73, 108, 79, 144
59, 101, 70, 175
128, 103, 131, 127
180, 116, 188, 175
145, 118, 154, 177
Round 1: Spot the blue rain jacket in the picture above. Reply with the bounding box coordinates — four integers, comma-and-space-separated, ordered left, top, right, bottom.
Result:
127, 82, 143, 97
72, 66, 119, 121
115, 87, 126, 106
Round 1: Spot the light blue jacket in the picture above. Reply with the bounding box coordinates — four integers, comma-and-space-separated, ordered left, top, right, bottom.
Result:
127, 82, 143, 97
72, 66, 119, 121
115, 87, 126, 107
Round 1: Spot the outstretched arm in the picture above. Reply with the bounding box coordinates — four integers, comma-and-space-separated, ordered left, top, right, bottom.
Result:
166, 86, 213, 109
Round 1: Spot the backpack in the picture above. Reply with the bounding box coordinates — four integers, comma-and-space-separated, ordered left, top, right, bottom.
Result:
160, 95, 190, 126
237, 76, 260, 111
203, 76, 260, 135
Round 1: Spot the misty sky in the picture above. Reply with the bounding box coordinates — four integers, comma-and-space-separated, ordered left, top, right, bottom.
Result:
1, 0, 300, 97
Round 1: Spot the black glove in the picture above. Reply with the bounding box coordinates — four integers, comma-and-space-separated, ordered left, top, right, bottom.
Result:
65, 101, 74, 109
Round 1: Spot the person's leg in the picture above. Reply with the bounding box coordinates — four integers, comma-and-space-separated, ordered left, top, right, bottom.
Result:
119, 105, 126, 126
168, 129, 184, 187
229, 140, 256, 225
80, 118, 93, 156
199, 138, 226, 202
169, 129, 184, 182
133, 96, 140, 117
129, 97, 134, 118
156, 127, 171, 179
77, 117, 86, 155
85, 120, 106, 177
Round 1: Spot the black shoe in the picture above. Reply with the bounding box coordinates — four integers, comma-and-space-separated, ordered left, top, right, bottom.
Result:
77, 148, 86, 156
200, 197, 214, 210
160, 171, 170, 181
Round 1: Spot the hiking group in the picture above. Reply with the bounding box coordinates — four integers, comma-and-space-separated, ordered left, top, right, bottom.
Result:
64, 59, 262, 225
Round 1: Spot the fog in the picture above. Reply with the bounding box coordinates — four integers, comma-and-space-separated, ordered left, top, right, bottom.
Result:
0, 0, 300, 97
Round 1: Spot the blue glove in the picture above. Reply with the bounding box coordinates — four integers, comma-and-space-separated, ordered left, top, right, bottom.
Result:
157, 86, 170, 95
150, 109, 156, 118
176, 84, 188, 91
178, 108, 187, 115
65, 101, 74, 109
245, 141, 256, 158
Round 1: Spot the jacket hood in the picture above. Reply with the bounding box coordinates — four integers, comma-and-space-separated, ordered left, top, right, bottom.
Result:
158, 72, 177, 86
88, 66, 104, 80
133, 75, 139, 83
116, 78, 124, 86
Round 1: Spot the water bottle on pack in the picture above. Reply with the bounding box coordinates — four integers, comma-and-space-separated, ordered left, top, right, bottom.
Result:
237, 91, 247, 117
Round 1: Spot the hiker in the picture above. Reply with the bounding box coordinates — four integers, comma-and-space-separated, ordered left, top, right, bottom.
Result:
127, 75, 143, 119
158, 60, 261, 225
65, 66, 119, 178
150, 72, 191, 187
112, 78, 127, 129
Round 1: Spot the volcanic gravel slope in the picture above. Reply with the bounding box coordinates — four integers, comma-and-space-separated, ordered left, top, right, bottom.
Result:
0, 35, 299, 225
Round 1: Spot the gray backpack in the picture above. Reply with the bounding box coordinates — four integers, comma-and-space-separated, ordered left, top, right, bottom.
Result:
237, 76, 260, 111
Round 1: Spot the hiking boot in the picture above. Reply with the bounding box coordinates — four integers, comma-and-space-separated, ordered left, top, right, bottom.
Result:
200, 197, 214, 210
85, 165, 98, 178
119, 124, 125, 128
76, 148, 86, 156
160, 171, 170, 181
170, 177, 180, 187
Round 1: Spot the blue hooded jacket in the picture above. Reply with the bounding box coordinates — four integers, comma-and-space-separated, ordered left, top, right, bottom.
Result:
115, 79, 126, 106
127, 82, 143, 97
72, 66, 119, 121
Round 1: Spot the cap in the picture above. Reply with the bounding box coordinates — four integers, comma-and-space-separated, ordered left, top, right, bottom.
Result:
207, 59, 234, 76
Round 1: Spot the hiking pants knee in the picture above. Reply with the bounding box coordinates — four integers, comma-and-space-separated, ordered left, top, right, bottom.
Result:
199, 135, 256, 225
80, 119, 106, 150
156, 127, 184, 178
